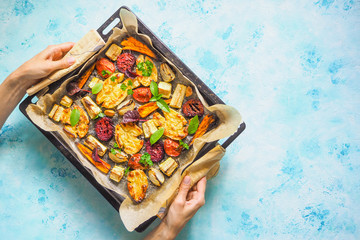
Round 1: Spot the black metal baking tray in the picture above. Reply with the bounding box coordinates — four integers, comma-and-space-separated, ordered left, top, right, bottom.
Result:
19, 6, 245, 232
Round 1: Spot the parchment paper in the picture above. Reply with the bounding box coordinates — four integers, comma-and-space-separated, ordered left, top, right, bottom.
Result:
26, 9, 243, 231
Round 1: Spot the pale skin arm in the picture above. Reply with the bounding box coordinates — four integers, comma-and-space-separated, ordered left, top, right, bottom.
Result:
144, 176, 207, 240
1, 45, 208, 240
0, 42, 76, 129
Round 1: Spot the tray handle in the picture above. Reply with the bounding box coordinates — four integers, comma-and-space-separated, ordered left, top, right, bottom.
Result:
97, 8, 124, 42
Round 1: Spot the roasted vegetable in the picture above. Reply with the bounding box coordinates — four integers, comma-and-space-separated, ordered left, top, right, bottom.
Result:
164, 139, 182, 157
182, 99, 204, 118
81, 96, 102, 119
152, 109, 188, 140
159, 157, 178, 177
95, 117, 114, 141
185, 86, 193, 97
109, 165, 125, 182
116, 52, 136, 73
115, 123, 143, 155
121, 37, 156, 58
137, 99, 171, 118
170, 84, 187, 109
146, 140, 164, 162
127, 169, 148, 203
96, 58, 115, 78
148, 168, 165, 187
78, 63, 96, 88
189, 115, 216, 145
48, 104, 60, 119
83, 135, 108, 156
104, 110, 115, 117
89, 77, 103, 89
128, 153, 147, 170
160, 63, 175, 82
76, 143, 110, 174
106, 44, 122, 61
158, 82, 172, 99
135, 55, 158, 86
60, 95, 73, 108
122, 110, 140, 124
96, 73, 129, 109
109, 149, 128, 163
117, 100, 135, 116
142, 119, 158, 138
133, 87, 152, 103
52, 105, 64, 122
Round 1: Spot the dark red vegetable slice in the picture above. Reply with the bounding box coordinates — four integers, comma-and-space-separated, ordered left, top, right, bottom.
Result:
117, 52, 136, 73
122, 110, 140, 124
145, 140, 164, 162
95, 117, 114, 141
182, 99, 204, 118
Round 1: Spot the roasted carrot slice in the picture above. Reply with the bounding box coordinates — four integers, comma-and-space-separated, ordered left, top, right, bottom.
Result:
76, 143, 110, 174
78, 63, 96, 89
138, 99, 171, 118
189, 115, 215, 146
121, 37, 156, 59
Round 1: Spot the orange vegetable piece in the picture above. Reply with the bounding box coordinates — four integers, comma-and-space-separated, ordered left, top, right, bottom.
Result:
76, 143, 111, 174
138, 99, 171, 118
189, 115, 216, 146
78, 63, 95, 89
121, 37, 156, 59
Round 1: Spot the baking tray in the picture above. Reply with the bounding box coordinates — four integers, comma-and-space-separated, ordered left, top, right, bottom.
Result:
19, 6, 246, 232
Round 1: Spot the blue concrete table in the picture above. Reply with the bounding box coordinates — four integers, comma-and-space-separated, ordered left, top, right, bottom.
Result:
1, 0, 359, 239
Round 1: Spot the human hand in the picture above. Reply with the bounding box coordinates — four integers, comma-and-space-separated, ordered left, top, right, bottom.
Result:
164, 175, 207, 238
9, 42, 76, 89
144, 176, 207, 240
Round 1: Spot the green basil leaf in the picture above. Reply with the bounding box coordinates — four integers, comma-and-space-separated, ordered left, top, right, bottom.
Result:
139, 152, 153, 167
120, 83, 127, 91
150, 128, 164, 145
150, 81, 158, 96
114, 143, 119, 148
110, 75, 117, 82
124, 167, 130, 175
110, 148, 117, 155
179, 139, 189, 150
128, 79, 133, 86
149, 96, 158, 102
70, 109, 80, 126
156, 94, 163, 100
92, 82, 103, 94
127, 89, 134, 95
188, 115, 199, 134
156, 99, 170, 113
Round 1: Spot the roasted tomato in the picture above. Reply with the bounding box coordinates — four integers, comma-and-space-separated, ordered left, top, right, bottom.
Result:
182, 99, 204, 118
133, 87, 152, 103
128, 153, 146, 170
146, 141, 164, 162
96, 58, 115, 78
164, 139, 182, 157
117, 52, 136, 73
95, 117, 114, 141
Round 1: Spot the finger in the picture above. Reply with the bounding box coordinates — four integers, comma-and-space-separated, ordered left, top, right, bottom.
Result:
52, 42, 75, 54
196, 177, 207, 196
48, 56, 76, 71
176, 175, 192, 202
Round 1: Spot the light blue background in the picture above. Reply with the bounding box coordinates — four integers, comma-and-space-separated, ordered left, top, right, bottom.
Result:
1, 0, 360, 239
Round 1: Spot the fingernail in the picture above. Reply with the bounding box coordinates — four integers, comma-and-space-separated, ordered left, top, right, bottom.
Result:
184, 176, 191, 185
67, 57, 76, 66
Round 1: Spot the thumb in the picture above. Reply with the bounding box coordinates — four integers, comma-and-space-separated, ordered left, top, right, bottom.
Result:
177, 176, 192, 202
49, 56, 76, 71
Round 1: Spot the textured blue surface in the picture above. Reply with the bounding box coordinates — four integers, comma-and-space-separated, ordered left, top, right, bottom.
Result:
1, 0, 360, 239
